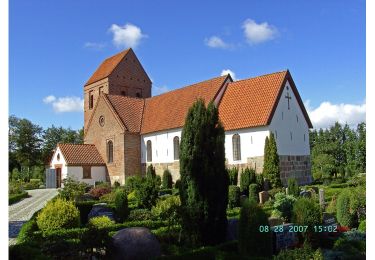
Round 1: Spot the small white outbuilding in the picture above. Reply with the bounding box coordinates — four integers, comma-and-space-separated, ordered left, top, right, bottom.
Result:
49, 143, 108, 187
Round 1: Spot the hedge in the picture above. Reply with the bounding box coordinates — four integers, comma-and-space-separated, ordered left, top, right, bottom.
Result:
9, 191, 28, 205
75, 200, 98, 225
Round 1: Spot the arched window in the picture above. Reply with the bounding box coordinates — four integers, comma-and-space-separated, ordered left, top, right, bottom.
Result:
147, 140, 152, 162
107, 140, 113, 163
232, 134, 241, 161
173, 136, 180, 160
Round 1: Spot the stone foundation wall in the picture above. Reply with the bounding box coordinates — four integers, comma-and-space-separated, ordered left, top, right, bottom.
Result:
279, 155, 312, 186
143, 161, 180, 182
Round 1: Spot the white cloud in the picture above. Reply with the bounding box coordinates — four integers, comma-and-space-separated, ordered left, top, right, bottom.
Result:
304, 100, 366, 129
43, 96, 84, 113
205, 36, 230, 49
43, 95, 56, 104
152, 85, 169, 96
220, 69, 236, 81
242, 19, 278, 45
84, 42, 106, 50
109, 23, 147, 48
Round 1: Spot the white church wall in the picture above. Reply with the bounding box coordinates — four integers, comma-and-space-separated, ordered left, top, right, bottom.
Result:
66, 166, 107, 186
269, 80, 310, 155
141, 128, 182, 164
225, 126, 269, 165
50, 147, 68, 178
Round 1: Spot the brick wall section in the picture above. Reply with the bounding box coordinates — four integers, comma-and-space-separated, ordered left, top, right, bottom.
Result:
279, 155, 312, 186
108, 50, 152, 98
84, 96, 126, 184
124, 133, 142, 180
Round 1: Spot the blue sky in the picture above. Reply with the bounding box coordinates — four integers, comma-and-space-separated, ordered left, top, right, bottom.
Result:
9, 0, 366, 130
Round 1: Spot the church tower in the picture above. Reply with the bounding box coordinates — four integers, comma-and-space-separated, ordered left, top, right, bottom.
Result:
83, 48, 152, 131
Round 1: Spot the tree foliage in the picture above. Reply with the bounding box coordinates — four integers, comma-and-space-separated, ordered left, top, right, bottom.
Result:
179, 99, 229, 246
263, 133, 282, 188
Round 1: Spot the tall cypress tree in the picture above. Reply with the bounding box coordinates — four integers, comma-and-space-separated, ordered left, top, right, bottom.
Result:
179, 99, 229, 246
263, 133, 282, 188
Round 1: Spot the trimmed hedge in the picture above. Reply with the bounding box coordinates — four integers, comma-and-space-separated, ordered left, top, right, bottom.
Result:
248, 184, 258, 202
336, 189, 357, 227
162, 169, 173, 189
114, 189, 128, 222
228, 185, 240, 209
287, 178, 300, 197
9, 191, 28, 205
75, 200, 97, 225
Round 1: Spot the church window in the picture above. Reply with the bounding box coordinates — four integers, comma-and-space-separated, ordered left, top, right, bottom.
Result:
290, 132, 293, 141
107, 140, 113, 163
99, 116, 105, 127
173, 136, 180, 160
57, 153, 60, 161
121, 91, 126, 96
83, 166, 91, 179
89, 91, 94, 109
296, 115, 299, 123
136, 93, 141, 98
232, 134, 241, 161
147, 140, 152, 162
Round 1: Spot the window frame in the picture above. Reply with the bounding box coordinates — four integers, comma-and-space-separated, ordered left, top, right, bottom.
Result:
146, 140, 152, 162
173, 136, 180, 160
82, 166, 92, 179
107, 140, 113, 163
232, 134, 241, 161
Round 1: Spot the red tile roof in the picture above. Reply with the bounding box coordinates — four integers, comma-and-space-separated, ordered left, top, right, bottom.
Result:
218, 70, 313, 131
57, 143, 105, 165
106, 94, 145, 133
140, 75, 229, 134
85, 49, 131, 86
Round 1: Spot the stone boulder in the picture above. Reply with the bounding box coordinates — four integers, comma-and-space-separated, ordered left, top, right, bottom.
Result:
88, 203, 115, 221
111, 227, 161, 260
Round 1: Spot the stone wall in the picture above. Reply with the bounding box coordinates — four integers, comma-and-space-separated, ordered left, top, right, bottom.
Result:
279, 155, 312, 186
143, 161, 180, 182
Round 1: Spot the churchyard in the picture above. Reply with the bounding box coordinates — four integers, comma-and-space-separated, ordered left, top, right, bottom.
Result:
9, 100, 366, 259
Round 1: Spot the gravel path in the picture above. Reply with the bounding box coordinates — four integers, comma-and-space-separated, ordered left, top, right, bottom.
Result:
9, 188, 58, 245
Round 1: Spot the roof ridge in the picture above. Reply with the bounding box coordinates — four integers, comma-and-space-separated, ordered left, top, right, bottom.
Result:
107, 94, 145, 101
148, 75, 227, 99
231, 70, 288, 84
103, 48, 131, 62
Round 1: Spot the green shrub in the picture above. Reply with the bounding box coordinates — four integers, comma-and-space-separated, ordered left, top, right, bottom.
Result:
135, 176, 160, 209
113, 180, 121, 188
9, 180, 24, 195
228, 167, 238, 185
240, 168, 250, 195
248, 183, 258, 202
125, 175, 142, 193
238, 199, 272, 257
287, 178, 300, 197
151, 196, 180, 228
326, 195, 337, 215
37, 198, 80, 232
272, 192, 297, 222
268, 187, 283, 199
162, 169, 173, 189
292, 198, 322, 241
59, 177, 89, 201
74, 200, 97, 225
146, 164, 156, 179
99, 191, 117, 203
9, 191, 28, 205
248, 167, 256, 184
88, 216, 114, 229
174, 179, 181, 190
128, 209, 154, 221
333, 230, 366, 257
114, 188, 128, 222
256, 174, 264, 191
263, 133, 282, 188
17, 218, 39, 244
336, 189, 356, 227
228, 185, 240, 209
9, 243, 49, 260
275, 243, 323, 260
358, 220, 366, 232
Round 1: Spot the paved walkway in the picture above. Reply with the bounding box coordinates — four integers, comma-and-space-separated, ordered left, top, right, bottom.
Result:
9, 188, 58, 245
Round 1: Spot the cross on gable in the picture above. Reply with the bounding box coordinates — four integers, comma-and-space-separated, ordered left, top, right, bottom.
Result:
285, 92, 292, 110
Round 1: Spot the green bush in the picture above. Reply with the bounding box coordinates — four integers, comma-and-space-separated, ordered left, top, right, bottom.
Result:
275, 243, 323, 260
358, 220, 366, 232
238, 199, 272, 257
256, 174, 264, 191
174, 179, 181, 190
59, 177, 89, 201
292, 198, 322, 241
114, 188, 128, 222
135, 176, 160, 209
17, 218, 39, 244
128, 209, 154, 221
37, 198, 80, 232
75, 200, 97, 225
333, 230, 366, 257
88, 216, 114, 229
248, 183, 258, 202
272, 192, 297, 222
89, 185, 111, 199
9, 243, 49, 260
162, 169, 173, 189
99, 191, 117, 203
9, 191, 28, 205
336, 189, 356, 227
287, 178, 300, 197
268, 187, 283, 199
240, 168, 250, 195
9, 180, 24, 195
146, 164, 156, 178
228, 167, 238, 185
125, 175, 142, 193
228, 185, 240, 209
248, 167, 256, 184
151, 196, 180, 228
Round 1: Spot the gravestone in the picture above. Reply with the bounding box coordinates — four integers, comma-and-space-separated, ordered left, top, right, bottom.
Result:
322, 212, 337, 227
319, 189, 325, 208
88, 203, 115, 221
259, 191, 269, 204
285, 187, 289, 195
271, 223, 299, 252
300, 190, 311, 198
111, 227, 161, 260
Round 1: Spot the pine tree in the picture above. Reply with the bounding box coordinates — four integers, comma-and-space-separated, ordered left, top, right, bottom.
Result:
263, 133, 282, 188
179, 99, 229, 246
